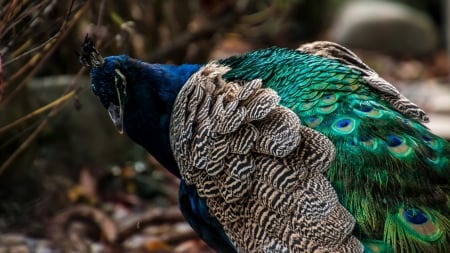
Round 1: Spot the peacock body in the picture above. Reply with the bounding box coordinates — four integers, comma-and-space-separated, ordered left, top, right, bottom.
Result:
82, 38, 449, 253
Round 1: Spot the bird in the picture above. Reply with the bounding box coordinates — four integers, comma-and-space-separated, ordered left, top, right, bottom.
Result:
80, 36, 449, 253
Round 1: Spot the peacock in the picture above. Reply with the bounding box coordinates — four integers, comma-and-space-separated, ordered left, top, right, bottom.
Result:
80, 36, 449, 253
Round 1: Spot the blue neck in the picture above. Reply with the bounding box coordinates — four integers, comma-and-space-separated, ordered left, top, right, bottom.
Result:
123, 62, 201, 177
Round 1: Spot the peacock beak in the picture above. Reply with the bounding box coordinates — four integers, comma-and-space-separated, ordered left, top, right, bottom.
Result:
107, 102, 124, 134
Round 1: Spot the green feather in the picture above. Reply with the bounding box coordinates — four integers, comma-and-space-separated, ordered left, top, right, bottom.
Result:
362, 240, 393, 253
218, 43, 449, 252
384, 207, 450, 253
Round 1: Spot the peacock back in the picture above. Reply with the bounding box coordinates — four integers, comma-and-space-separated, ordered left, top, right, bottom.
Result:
217, 41, 450, 253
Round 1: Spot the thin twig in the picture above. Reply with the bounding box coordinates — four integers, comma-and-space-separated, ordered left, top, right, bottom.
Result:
4, 0, 71, 66
2, 1, 53, 63
96, 0, 106, 34
0, 119, 41, 151
49, 204, 118, 243
0, 0, 21, 35
0, 55, 3, 102
0, 90, 77, 135
117, 206, 186, 243
0, 0, 94, 173
0, 0, 89, 111
0, 69, 84, 175
4, 31, 58, 67
147, 12, 239, 62
2, 52, 41, 88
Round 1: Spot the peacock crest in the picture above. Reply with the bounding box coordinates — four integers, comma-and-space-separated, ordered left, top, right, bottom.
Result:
78, 34, 104, 68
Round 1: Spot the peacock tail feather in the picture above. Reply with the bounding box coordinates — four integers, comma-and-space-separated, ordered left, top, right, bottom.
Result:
218, 41, 449, 252
170, 63, 363, 252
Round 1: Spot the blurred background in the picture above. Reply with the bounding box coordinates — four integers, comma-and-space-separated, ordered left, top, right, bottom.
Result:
0, 0, 449, 252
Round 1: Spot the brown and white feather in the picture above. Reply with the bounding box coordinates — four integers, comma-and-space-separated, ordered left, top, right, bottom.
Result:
170, 63, 364, 252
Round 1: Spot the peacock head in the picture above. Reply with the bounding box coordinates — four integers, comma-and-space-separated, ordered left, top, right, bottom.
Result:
79, 35, 130, 134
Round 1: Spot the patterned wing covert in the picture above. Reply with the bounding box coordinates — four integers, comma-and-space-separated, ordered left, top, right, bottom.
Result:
170, 63, 364, 252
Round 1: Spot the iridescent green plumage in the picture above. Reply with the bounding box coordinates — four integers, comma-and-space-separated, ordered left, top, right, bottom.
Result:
218, 41, 449, 252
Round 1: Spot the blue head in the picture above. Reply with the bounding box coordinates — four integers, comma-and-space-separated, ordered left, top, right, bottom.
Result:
89, 54, 201, 177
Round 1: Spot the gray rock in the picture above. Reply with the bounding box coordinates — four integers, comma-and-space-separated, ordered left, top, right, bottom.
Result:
27, 75, 144, 169
329, 0, 439, 55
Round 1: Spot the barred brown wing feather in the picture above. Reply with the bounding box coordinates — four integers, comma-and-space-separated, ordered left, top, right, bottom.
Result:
170, 63, 364, 252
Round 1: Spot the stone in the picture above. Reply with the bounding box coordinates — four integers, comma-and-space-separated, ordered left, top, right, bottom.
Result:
27, 75, 144, 169
328, 0, 439, 55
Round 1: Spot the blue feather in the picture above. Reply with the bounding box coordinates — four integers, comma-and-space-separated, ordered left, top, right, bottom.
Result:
179, 181, 237, 253
92, 55, 201, 177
